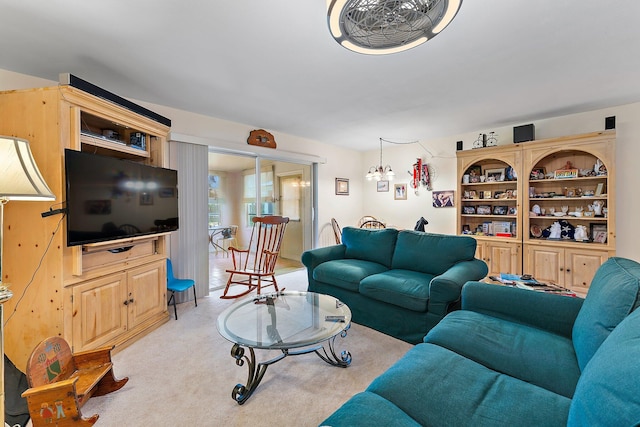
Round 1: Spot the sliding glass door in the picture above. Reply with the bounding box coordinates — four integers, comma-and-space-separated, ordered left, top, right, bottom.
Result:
208, 151, 312, 289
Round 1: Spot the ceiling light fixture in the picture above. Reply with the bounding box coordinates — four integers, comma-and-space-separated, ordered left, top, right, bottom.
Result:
327, 0, 462, 55
366, 138, 395, 181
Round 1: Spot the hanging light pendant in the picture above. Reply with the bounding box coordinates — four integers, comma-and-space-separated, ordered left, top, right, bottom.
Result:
366, 138, 394, 181
327, 0, 462, 55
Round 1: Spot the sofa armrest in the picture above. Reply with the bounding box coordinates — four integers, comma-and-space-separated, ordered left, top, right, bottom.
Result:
428, 259, 489, 316
461, 281, 585, 338
301, 244, 346, 270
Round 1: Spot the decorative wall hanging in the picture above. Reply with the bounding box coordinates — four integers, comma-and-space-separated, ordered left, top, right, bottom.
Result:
432, 191, 454, 208
377, 180, 389, 192
247, 129, 277, 149
394, 183, 407, 200
335, 178, 349, 195
409, 158, 432, 194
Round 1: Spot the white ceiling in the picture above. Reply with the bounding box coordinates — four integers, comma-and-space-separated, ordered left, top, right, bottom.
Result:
1, 1, 640, 151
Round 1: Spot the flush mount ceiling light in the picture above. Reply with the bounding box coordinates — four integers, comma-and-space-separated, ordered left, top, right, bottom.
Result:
327, 0, 462, 55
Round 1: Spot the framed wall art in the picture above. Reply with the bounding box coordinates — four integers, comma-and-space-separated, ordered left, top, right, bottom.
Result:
433, 190, 454, 207
377, 180, 389, 192
335, 178, 349, 195
394, 184, 407, 200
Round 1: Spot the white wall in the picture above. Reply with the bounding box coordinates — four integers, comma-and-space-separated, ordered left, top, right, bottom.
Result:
1, 68, 638, 261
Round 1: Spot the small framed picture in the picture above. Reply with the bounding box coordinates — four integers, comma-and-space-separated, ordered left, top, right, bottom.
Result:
590, 223, 607, 243
493, 205, 508, 215
463, 206, 476, 214
468, 190, 477, 199
394, 184, 407, 200
482, 190, 492, 199
467, 165, 482, 183
485, 168, 505, 182
476, 205, 491, 215
335, 178, 349, 195
377, 180, 389, 192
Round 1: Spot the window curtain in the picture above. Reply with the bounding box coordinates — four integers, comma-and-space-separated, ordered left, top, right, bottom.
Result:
168, 140, 209, 301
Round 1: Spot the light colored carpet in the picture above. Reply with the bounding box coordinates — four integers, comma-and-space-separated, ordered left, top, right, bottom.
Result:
81, 270, 413, 426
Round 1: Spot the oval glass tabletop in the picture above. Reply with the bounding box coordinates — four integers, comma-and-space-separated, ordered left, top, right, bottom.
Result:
217, 291, 352, 350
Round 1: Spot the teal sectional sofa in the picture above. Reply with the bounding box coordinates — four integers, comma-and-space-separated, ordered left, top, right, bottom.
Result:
302, 227, 488, 343
321, 257, 640, 426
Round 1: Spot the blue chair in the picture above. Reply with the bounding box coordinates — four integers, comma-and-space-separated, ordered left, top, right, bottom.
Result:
166, 259, 197, 320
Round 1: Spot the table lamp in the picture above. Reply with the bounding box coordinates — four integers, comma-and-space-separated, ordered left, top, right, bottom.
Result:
0, 135, 55, 295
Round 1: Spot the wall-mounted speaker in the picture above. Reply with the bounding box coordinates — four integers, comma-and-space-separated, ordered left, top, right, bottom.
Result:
605, 116, 616, 130
514, 124, 535, 143
456, 140, 463, 151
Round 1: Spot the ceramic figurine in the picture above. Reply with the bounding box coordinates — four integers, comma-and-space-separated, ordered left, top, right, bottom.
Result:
549, 222, 562, 239
574, 225, 588, 242
590, 200, 604, 216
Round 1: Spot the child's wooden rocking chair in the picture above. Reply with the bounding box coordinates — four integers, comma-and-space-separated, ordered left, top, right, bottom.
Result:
220, 215, 289, 299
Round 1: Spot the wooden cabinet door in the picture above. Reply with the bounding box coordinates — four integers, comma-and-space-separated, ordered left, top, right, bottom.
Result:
127, 260, 166, 329
485, 241, 520, 277
71, 273, 128, 352
565, 249, 609, 294
475, 242, 485, 264
526, 245, 564, 285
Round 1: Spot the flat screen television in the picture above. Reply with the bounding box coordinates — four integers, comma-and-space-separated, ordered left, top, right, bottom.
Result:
65, 149, 179, 246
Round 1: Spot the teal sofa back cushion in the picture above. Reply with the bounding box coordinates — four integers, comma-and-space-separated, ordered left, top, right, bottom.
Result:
342, 226, 398, 268
391, 231, 477, 275
572, 257, 640, 371
568, 305, 640, 426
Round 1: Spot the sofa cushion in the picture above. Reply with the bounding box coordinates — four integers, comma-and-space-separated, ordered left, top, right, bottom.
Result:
366, 343, 571, 426
320, 391, 421, 427
360, 270, 433, 312
572, 257, 640, 371
425, 310, 580, 398
391, 231, 476, 275
342, 226, 398, 268
568, 304, 640, 426
313, 259, 388, 292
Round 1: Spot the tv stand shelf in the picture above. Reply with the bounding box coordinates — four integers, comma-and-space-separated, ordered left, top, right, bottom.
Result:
80, 131, 150, 159
0, 82, 171, 370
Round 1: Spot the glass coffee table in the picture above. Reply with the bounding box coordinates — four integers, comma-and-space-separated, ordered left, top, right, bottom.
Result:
217, 291, 352, 404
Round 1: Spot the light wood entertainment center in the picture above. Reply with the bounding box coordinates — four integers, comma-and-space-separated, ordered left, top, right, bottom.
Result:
457, 130, 616, 295
0, 79, 172, 371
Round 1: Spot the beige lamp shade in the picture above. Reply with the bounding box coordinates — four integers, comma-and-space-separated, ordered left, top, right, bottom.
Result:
0, 136, 55, 201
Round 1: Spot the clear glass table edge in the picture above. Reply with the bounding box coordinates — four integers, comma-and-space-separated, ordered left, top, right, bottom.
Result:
216, 290, 351, 350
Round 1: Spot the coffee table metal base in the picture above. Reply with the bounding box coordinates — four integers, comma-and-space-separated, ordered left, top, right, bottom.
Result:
229, 328, 351, 405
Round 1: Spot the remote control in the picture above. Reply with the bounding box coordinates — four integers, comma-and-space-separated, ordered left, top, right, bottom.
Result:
325, 315, 346, 322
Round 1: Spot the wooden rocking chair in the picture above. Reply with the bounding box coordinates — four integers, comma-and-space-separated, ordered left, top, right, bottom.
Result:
220, 215, 290, 299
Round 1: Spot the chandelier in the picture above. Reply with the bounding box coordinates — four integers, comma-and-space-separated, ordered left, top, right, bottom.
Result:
366, 138, 395, 181
326, 0, 463, 55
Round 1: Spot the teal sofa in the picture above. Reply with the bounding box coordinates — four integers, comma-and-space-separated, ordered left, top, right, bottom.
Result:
301, 227, 488, 343
321, 257, 640, 426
